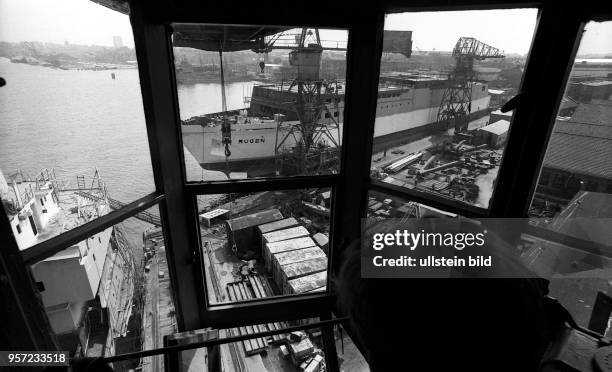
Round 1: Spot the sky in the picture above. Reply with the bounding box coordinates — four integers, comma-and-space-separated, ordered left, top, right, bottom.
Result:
0, 0, 134, 47
580, 21, 612, 56
0, 1, 611, 56
386, 9, 612, 56
385, 9, 539, 55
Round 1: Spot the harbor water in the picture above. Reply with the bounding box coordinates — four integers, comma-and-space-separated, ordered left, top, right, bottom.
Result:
0, 57, 252, 246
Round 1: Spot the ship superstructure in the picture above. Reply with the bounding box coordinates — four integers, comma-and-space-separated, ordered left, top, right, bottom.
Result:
0, 168, 135, 358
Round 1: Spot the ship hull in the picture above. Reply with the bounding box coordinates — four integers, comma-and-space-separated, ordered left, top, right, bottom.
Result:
184, 98, 490, 171
372, 103, 490, 152
183, 77, 492, 175
193, 110, 489, 173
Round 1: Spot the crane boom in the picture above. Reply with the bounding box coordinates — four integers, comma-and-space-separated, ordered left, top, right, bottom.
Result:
437, 37, 506, 134
452, 37, 505, 60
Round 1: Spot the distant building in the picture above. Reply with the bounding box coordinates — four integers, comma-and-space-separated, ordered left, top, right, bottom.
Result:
567, 80, 612, 103
487, 88, 508, 109
499, 65, 523, 87
571, 60, 612, 81
113, 36, 123, 48
473, 66, 501, 82
537, 101, 612, 199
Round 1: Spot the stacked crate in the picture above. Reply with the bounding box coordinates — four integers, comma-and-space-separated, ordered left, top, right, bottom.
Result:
263, 236, 317, 272
256, 217, 329, 297
261, 225, 310, 251
287, 271, 327, 294
257, 217, 299, 237
277, 256, 328, 294
271, 247, 327, 294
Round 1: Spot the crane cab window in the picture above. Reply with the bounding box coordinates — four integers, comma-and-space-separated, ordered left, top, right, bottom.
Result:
370, 9, 537, 209
196, 188, 332, 306
171, 24, 348, 181
525, 20, 612, 330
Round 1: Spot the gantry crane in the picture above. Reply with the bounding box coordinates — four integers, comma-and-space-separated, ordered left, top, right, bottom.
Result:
252, 28, 347, 175
253, 28, 411, 175
437, 37, 505, 134
172, 25, 410, 176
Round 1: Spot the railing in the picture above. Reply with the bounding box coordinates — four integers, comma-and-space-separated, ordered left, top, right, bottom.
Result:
75, 191, 161, 226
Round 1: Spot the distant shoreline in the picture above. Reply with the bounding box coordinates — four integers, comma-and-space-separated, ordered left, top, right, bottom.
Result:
7, 56, 137, 71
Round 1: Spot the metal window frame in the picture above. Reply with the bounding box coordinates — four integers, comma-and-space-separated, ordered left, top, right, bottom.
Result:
3, 0, 611, 363
20, 192, 165, 265
361, 5, 548, 216
337, 0, 603, 360
362, 5, 611, 244
128, 1, 351, 337
127, 0, 599, 341
358, 3, 596, 220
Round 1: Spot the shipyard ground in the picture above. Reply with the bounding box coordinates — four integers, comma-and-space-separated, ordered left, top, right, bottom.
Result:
142, 234, 177, 372
201, 190, 330, 303
371, 115, 500, 207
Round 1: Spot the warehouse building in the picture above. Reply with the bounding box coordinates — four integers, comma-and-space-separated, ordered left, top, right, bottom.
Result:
476, 119, 510, 147
537, 102, 612, 199
225, 209, 283, 258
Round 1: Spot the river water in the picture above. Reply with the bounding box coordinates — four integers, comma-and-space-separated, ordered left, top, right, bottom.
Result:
0, 57, 253, 247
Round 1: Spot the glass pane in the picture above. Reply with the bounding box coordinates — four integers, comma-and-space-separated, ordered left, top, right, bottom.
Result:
520, 230, 612, 336
28, 206, 177, 370
0, 0, 155, 250
167, 320, 332, 372
197, 188, 331, 305
525, 19, 612, 335
171, 24, 348, 180
367, 190, 458, 218
529, 20, 612, 228
370, 9, 538, 208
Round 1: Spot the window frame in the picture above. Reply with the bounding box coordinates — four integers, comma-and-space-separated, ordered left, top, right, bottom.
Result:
130, 5, 351, 331
366, 4, 561, 216
2, 0, 610, 363
359, 3, 606, 221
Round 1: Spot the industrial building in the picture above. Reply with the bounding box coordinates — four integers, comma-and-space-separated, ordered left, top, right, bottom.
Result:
487, 88, 508, 109
473, 66, 502, 81
567, 80, 612, 103
476, 119, 510, 147
537, 102, 612, 198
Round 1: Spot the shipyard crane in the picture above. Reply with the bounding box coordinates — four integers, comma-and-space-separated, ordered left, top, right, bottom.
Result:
172, 25, 411, 176
251, 28, 347, 175
253, 28, 412, 175
437, 37, 505, 134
